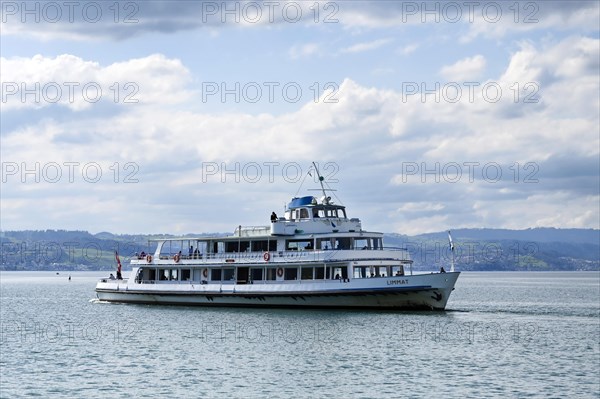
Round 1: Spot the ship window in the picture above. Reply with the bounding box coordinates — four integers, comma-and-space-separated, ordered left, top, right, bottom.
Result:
337, 237, 352, 250
315, 267, 325, 279
316, 238, 331, 250
135, 268, 143, 283
391, 265, 405, 276
332, 267, 343, 279
148, 269, 156, 281
159, 241, 184, 258
301, 267, 313, 280
191, 241, 207, 259
211, 269, 222, 281
170, 269, 178, 280
286, 239, 313, 251
299, 208, 309, 219
159, 243, 170, 258
250, 268, 263, 281
266, 268, 277, 280
226, 241, 249, 252
324, 237, 351, 250
181, 269, 191, 281
284, 268, 298, 280
213, 241, 225, 254
330, 266, 348, 280
249, 241, 276, 252
353, 266, 368, 278
371, 266, 387, 277
223, 268, 235, 281
159, 269, 169, 280
355, 238, 370, 250
252, 241, 267, 252
373, 238, 382, 250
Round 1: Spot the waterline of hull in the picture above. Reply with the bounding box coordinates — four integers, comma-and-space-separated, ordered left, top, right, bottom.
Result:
96, 286, 456, 310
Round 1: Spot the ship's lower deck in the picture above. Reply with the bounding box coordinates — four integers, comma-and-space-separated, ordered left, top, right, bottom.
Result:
96, 272, 460, 310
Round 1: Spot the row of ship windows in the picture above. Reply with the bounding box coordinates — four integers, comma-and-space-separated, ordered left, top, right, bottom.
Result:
136, 265, 404, 283
156, 237, 384, 258
286, 207, 346, 220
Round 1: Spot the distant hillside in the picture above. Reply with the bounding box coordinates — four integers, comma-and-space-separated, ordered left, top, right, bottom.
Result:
415, 228, 599, 245
383, 230, 599, 272
0, 228, 598, 271
0, 230, 150, 272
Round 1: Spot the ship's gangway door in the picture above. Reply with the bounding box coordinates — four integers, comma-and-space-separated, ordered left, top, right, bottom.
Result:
237, 267, 249, 284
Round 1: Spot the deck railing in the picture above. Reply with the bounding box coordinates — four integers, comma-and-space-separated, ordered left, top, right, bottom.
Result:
133, 247, 411, 264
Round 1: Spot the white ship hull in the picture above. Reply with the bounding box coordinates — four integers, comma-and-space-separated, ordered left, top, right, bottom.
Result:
96, 272, 459, 310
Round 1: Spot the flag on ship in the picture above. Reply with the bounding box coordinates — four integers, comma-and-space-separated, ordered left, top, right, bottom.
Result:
448, 231, 456, 272
115, 251, 123, 279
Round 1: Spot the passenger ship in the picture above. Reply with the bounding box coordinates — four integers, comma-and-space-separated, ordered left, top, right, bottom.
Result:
96, 169, 460, 310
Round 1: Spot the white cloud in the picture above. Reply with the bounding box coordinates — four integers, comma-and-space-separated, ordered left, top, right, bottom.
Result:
460, 1, 600, 42
399, 43, 419, 55
440, 55, 487, 81
340, 38, 392, 54
288, 43, 320, 59
1, 36, 598, 234
0, 54, 193, 111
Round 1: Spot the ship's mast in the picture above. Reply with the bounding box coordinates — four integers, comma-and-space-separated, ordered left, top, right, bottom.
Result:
448, 231, 455, 272
312, 161, 331, 205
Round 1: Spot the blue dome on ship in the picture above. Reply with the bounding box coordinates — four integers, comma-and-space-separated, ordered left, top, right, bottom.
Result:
288, 196, 315, 209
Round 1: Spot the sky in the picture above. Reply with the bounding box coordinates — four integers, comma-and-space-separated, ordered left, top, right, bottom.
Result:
0, 1, 599, 235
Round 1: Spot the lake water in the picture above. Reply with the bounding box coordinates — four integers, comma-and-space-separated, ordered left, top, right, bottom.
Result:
0, 271, 598, 398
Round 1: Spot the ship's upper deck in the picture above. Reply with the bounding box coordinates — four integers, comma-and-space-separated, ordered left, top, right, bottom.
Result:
137, 194, 407, 266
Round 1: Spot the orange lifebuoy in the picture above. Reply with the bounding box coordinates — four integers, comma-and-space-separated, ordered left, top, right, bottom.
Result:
174, 253, 180, 263
276, 267, 284, 278
263, 252, 270, 262
203, 268, 208, 278
146, 254, 152, 263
